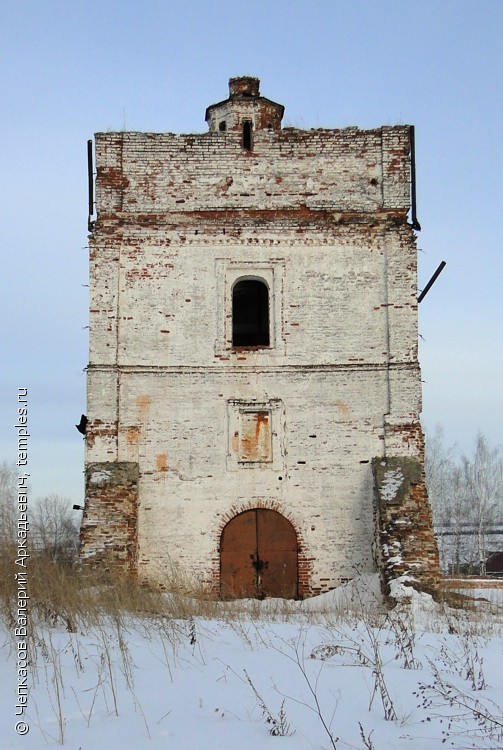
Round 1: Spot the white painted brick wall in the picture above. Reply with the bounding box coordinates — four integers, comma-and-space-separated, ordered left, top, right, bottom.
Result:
84, 100, 426, 594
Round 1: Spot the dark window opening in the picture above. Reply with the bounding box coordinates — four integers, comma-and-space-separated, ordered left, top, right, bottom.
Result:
243, 120, 253, 151
219, 121, 226, 132
232, 279, 269, 347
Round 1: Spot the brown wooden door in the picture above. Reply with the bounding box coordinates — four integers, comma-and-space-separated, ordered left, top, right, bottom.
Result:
220, 509, 298, 599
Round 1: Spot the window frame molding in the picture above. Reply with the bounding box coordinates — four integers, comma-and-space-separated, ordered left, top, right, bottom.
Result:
214, 258, 286, 357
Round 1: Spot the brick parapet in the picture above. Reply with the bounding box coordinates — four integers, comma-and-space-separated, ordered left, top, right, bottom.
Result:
94, 125, 411, 216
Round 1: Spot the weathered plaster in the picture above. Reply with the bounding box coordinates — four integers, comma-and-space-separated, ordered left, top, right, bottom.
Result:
80, 77, 439, 597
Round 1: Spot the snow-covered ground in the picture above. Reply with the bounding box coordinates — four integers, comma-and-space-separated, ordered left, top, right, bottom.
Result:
2, 576, 502, 750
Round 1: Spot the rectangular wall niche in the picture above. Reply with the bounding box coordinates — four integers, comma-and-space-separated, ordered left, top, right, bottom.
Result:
239, 410, 272, 462
227, 399, 284, 471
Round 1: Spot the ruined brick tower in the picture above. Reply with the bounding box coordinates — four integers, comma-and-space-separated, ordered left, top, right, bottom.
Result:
80, 76, 439, 598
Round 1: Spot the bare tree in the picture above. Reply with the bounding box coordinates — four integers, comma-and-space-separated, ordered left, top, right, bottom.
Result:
0, 465, 80, 565
462, 434, 503, 576
0, 461, 18, 550
426, 428, 470, 573
427, 430, 503, 575
448, 465, 474, 575
31, 494, 80, 565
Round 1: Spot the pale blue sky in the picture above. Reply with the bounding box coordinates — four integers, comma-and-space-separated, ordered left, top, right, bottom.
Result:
2, 0, 502, 503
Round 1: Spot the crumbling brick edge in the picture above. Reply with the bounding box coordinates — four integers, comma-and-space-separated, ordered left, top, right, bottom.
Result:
372, 455, 440, 604
80, 461, 139, 575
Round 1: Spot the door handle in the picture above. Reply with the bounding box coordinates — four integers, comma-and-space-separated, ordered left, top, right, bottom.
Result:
251, 556, 268, 572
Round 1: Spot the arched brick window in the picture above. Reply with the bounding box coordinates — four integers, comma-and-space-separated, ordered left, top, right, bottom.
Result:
232, 278, 270, 347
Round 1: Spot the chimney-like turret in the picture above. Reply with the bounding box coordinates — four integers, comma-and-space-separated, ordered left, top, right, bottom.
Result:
205, 76, 284, 144
228, 76, 260, 98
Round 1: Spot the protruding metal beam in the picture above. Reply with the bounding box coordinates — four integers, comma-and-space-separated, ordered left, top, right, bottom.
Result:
418, 261, 446, 303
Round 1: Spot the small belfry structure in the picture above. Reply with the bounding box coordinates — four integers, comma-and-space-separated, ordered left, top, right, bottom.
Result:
80, 76, 440, 598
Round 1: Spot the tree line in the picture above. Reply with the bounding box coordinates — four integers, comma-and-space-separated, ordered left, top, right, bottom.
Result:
426, 430, 503, 576
0, 462, 79, 565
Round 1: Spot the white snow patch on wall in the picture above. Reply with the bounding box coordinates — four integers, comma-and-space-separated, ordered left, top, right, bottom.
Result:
380, 468, 404, 502
89, 470, 112, 484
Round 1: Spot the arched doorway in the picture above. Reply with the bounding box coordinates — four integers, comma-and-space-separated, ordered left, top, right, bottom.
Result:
220, 509, 298, 599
